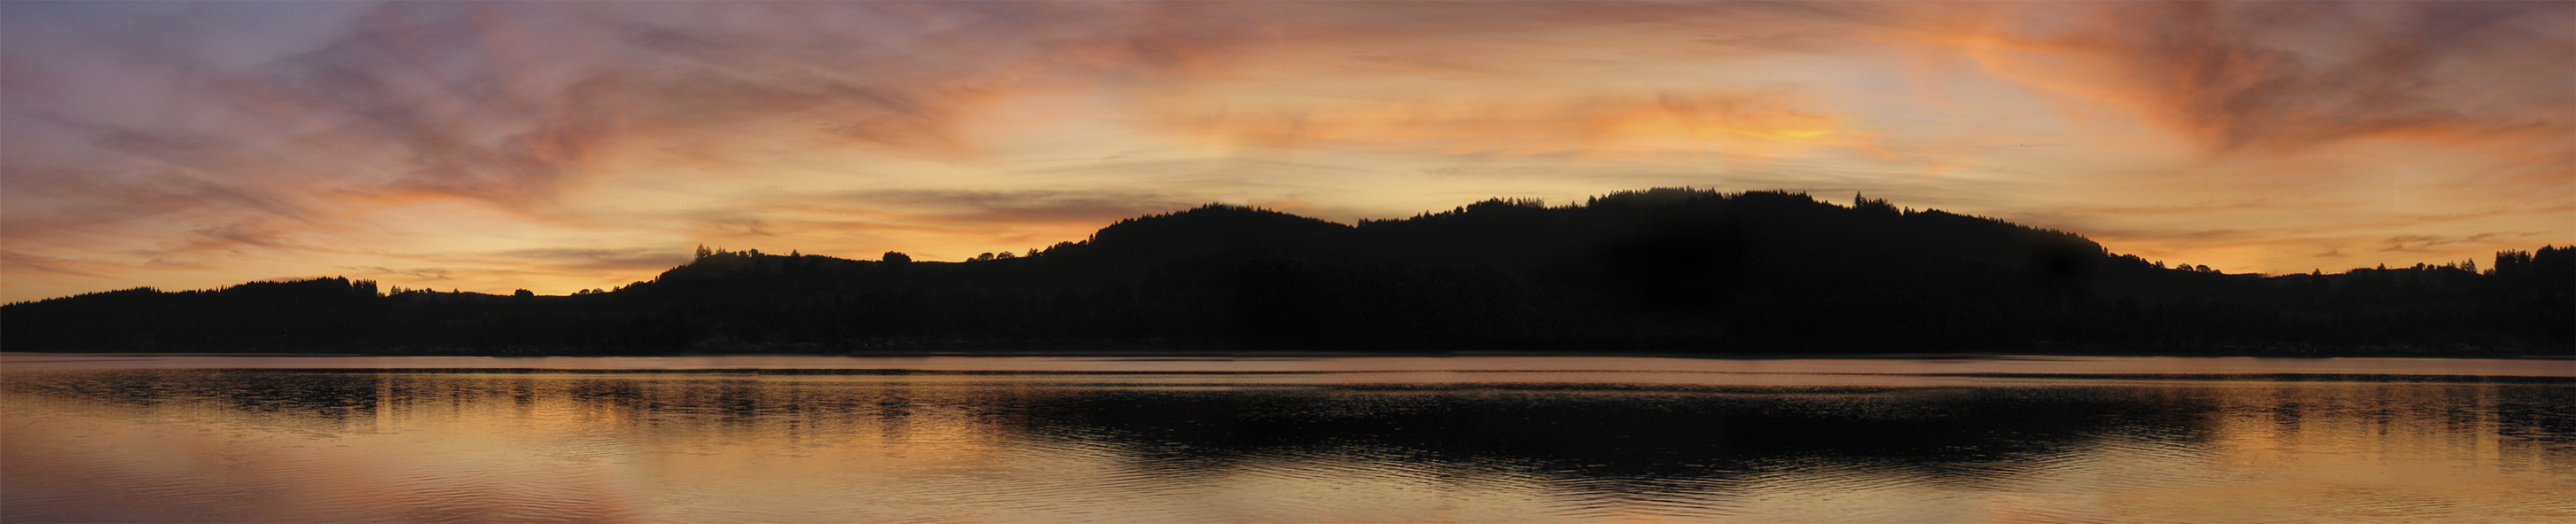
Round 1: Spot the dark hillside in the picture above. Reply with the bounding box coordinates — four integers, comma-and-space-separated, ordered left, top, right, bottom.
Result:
4, 190, 2566, 356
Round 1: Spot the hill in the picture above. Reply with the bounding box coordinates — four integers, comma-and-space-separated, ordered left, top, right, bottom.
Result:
4, 189, 2568, 356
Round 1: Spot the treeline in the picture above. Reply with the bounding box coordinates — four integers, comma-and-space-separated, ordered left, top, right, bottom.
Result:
4, 189, 2568, 356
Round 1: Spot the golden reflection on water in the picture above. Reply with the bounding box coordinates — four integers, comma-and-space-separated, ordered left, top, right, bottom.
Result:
4, 358, 2573, 523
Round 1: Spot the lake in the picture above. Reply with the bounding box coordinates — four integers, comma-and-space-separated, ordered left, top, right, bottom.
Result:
4, 354, 2572, 523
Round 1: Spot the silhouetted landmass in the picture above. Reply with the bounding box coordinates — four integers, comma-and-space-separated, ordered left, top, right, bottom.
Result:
5, 189, 2569, 356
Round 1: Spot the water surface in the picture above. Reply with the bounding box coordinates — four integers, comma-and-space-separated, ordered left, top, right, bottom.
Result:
5, 354, 2572, 522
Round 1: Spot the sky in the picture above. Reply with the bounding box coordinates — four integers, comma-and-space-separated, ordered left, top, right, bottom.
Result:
3, 1, 2570, 301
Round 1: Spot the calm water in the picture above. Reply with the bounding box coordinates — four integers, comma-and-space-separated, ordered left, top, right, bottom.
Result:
4, 354, 2573, 523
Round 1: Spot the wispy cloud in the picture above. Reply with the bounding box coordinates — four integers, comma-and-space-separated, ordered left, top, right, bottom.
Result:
0, 251, 111, 279
1964, 1, 2576, 156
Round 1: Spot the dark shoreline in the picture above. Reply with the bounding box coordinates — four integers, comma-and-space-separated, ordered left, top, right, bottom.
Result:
8, 348, 2570, 361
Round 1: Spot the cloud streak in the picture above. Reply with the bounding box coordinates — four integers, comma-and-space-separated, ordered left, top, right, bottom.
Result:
1163, 90, 1845, 156
1964, 1, 2576, 156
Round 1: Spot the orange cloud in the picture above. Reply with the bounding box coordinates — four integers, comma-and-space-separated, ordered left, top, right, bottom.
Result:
1163, 90, 1846, 157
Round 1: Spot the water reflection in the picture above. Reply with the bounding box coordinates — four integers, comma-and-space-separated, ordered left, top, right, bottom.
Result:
4, 358, 2574, 523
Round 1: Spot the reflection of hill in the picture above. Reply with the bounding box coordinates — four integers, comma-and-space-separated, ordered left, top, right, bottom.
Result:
13, 369, 2572, 521
4, 189, 2569, 355
1010, 386, 2177, 479
0, 369, 2188, 479
19, 368, 2575, 495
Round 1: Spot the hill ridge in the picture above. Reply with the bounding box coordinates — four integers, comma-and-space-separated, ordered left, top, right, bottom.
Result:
4, 188, 2568, 356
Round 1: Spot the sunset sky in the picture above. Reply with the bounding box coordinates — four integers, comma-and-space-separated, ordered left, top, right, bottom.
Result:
4, 1, 2569, 301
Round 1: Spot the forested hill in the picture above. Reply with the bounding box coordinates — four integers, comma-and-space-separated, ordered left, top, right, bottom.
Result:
5, 189, 2569, 356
